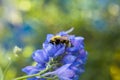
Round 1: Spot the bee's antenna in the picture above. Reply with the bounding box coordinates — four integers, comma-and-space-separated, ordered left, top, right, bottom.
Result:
65, 27, 74, 33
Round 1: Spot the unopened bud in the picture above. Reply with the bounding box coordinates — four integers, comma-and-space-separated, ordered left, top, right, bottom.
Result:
13, 46, 22, 55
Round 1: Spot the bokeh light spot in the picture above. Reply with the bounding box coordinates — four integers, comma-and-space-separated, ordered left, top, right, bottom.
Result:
108, 4, 119, 16
19, 0, 32, 11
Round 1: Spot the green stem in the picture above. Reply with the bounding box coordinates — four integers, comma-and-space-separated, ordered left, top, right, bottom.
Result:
13, 73, 40, 80
3, 60, 12, 80
0, 67, 4, 80
13, 67, 49, 80
3, 61, 11, 74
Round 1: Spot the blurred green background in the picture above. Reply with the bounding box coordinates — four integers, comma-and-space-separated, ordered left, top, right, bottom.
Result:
0, 0, 120, 80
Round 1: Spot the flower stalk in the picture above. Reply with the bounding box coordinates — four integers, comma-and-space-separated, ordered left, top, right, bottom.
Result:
14, 68, 49, 80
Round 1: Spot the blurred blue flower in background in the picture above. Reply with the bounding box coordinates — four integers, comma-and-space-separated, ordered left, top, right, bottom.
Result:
1, 22, 36, 50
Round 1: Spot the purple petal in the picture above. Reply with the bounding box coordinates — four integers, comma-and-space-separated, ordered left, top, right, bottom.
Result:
54, 46, 65, 57
63, 54, 76, 64
42, 42, 49, 49
36, 63, 46, 70
79, 49, 88, 58
44, 44, 65, 57
66, 47, 78, 53
44, 44, 57, 57
73, 37, 84, 49
46, 34, 54, 42
32, 50, 49, 64
53, 64, 75, 80
22, 66, 39, 75
67, 37, 84, 53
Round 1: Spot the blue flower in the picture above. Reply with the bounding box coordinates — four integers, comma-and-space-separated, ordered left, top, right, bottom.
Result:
22, 30, 87, 80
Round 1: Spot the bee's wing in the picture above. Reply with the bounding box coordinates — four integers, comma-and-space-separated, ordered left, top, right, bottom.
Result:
65, 27, 74, 33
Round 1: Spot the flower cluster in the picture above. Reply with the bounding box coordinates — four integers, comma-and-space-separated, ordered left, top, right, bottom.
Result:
22, 30, 87, 80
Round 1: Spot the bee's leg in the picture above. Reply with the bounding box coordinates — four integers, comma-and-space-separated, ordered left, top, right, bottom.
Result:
49, 41, 55, 45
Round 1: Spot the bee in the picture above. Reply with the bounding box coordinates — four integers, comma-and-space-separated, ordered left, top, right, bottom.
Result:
49, 35, 71, 47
